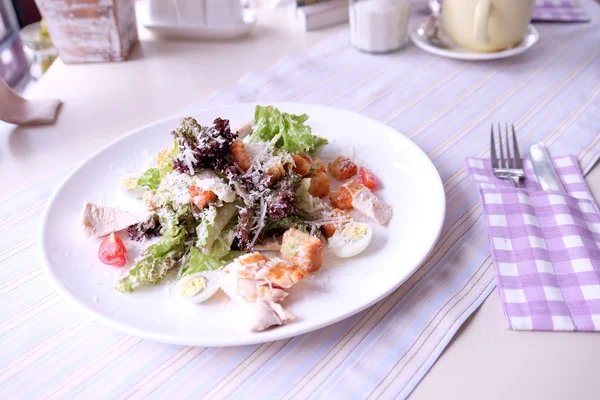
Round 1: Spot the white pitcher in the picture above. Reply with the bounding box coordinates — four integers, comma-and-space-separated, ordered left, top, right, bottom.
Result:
441, 0, 535, 52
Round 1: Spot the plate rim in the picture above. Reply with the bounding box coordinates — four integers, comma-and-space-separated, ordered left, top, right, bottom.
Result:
38, 102, 446, 347
410, 20, 539, 61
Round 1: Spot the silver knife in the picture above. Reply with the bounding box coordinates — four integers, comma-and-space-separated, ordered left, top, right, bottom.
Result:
529, 142, 566, 193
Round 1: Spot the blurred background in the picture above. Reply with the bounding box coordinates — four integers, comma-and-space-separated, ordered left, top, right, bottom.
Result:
2, 0, 596, 94
1, 0, 44, 90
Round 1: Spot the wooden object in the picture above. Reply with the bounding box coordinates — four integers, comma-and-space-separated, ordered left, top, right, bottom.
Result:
34, 0, 138, 63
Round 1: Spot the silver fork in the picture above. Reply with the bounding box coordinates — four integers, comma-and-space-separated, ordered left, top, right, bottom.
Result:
490, 123, 524, 187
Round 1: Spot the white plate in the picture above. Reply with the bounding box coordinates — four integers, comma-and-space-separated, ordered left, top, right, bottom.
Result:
142, 9, 256, 40
39, 103, 445, 347
410, 18, 539, 61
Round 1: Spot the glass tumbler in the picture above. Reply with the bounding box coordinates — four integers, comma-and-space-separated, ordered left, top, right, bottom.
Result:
349, 0, 410, 54
0, 0, 28, 86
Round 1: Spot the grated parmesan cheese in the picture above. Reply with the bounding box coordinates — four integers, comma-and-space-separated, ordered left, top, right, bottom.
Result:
249, 198, 268, 248
191, 171, 236, 203
180, 146, 198, 175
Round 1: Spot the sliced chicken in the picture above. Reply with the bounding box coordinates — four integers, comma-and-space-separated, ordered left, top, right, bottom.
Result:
344, 181, 393, 225
221, 253, 305, 302
81, 202, 144, 238
252, 286, 295, 332
234, 120, 255, 139
261, 262, 305, 289
252, 297, 295, 332
220, 252, 305, 332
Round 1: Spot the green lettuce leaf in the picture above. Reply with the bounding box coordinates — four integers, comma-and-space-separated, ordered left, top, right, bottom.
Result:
249, 105, 328, 154
137, 168, 161, 190
196, 203, 238, 252
115, 226, 187, 293
263, 215, 307, 236
115, 204, 194, 293
185, 247, 226, 275
137, 140, 180, 190
181, 226, 240, 277
209, 223, 237, 260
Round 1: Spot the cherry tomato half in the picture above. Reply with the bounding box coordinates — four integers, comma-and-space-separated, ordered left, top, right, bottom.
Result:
99, 233, 127, 267
359, 167, 379, 190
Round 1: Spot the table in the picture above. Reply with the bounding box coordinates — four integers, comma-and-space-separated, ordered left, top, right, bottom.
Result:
1, 6, 599, 399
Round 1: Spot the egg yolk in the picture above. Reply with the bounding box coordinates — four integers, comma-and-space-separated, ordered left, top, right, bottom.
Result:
341, 224, 368, 242
181, 277, 207, 297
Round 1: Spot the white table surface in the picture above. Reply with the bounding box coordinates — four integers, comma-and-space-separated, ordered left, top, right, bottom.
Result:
2, 7, 599, 399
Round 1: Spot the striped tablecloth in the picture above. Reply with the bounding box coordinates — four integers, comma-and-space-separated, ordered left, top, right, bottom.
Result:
2, 3, 599, 399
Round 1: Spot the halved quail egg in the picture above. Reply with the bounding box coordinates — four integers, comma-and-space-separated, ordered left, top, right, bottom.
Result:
175, 270, 221, 304
328, 222, 373, 258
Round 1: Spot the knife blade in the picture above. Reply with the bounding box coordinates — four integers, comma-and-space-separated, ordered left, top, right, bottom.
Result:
529, 142, 566, 193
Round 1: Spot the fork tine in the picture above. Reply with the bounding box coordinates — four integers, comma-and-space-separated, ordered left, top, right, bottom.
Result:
505, 123, 512, 168
490, 123, 498, 169
512, 124, 522, 169
498, 122, 504, 168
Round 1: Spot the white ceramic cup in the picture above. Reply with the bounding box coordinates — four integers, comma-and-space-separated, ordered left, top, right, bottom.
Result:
441, 0, 535, 52
148, 0, 244, 27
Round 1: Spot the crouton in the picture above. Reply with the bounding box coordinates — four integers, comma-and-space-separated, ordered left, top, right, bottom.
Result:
328, 156, 358, 181
155, 148, 169, 165
308, 171, 330, 198
267, 163, 286, 185
232, 140, 252, 172
189, 186, 216, 209
320, 224, 337, 239
320, 209, 351, 238
300, 153, 313, 163
281, 228, 323, 272
142, 190, 157, 211
311, 157, 326, 173
329, 186, 353, 210
291, 154, 311, 176
298, 154, 325, 174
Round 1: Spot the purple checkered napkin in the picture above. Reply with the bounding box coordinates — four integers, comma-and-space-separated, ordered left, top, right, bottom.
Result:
532, 0, 591, 23
466, 155, 600, 331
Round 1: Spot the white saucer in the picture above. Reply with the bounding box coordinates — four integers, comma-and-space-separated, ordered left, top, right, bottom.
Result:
410, 18, 539, 61
142, 9, 257, 40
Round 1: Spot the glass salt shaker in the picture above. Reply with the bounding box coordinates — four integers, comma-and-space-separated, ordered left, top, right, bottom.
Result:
349, 0, 410, 53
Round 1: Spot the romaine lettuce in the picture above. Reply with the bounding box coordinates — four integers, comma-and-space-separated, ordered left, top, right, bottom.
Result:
264, 215, 307, 236
137, 168, 161, 190
115, 204, 193, 292
181, 226, 240, 277
115, 225, 187, 293
185, 247, 226, 274
196, 203, 238, 252
249, 105, 328, 154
